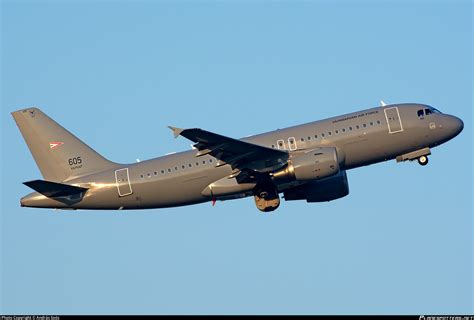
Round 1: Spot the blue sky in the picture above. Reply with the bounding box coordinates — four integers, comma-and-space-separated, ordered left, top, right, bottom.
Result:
1, 0, 472, 315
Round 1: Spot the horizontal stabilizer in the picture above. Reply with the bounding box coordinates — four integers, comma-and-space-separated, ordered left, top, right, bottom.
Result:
23, 180, 88, 198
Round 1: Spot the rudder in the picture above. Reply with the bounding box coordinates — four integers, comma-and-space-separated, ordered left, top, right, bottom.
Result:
12, 107, 117, 182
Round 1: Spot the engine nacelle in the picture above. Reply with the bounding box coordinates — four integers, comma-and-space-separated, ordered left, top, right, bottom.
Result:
284, 170, 349, 202
273, 147, 340, 182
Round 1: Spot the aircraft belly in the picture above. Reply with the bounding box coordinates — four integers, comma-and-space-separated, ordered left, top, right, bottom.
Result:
342, 136, 383, 168
343, 128, 426, 169
130, 166, 232, 209
343, 132, 399, 168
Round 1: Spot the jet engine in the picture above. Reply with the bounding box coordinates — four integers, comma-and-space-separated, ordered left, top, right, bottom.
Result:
283, 170, 349, 202
272, 147, 340, 182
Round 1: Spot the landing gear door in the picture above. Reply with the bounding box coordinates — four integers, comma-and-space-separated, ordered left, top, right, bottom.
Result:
384, 107, 404, 134
115, 168, 133, 197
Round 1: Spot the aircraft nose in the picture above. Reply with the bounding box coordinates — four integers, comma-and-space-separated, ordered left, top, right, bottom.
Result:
446, 115, 464, 138
452, 116, 463, 135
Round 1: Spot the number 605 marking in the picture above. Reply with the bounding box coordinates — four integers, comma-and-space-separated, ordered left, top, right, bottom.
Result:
68, 157, 82, 165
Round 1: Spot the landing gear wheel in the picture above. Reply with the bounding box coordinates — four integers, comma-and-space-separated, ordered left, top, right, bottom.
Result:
418, 155, 429, 166
254, 184, 280, 212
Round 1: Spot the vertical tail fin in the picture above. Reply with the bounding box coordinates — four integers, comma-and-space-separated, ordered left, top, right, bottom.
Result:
12, 107, 117, 182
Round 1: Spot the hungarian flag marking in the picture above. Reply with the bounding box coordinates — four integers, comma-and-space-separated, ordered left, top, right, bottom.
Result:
49, 142, 64, 149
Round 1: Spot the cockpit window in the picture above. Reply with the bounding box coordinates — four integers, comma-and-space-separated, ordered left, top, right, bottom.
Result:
418, 106, 441, 118
426, 105, 442, 114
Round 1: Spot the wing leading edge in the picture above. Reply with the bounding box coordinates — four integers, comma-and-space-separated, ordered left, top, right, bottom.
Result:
168, 126, 288, 172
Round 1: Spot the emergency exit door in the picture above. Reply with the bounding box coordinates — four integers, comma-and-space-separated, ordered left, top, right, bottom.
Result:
115, 168, 133, 197
384, 107, 404, 134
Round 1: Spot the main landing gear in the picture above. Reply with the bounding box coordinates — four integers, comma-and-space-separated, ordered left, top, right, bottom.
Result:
417, 155, 429, 166
254, 183, 280, 212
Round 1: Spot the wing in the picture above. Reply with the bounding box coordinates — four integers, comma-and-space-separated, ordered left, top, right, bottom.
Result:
168, 126, 288, 172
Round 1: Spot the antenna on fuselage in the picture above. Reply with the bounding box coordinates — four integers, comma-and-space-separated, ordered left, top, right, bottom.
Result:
380, 100, 387, 106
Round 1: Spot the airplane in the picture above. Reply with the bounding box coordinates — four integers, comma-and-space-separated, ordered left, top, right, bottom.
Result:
12, 102, 463, 212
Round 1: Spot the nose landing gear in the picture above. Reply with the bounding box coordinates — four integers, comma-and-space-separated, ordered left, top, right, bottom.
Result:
418, 155, 429, 166
396, 147, 431, 166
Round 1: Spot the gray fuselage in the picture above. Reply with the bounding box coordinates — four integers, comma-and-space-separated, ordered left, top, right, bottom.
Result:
21, 103, 463, 210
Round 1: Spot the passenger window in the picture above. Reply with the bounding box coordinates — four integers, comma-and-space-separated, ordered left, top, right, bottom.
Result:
195, 162, 199, 166
154, 171, 158, 176
377, 120, 381, 124
321, 133, 325, 137
161, 170, 165, 174
147, 173, 151, 178
300, 137, 304, 142
140, 174, 144, 179
189, 163, 192, 168
209, 159, 213, 163
342, 128, 346, 133
356, 125, 360, 129
167, 168, 171, 173
349, 126, 353, 131
271, 144, 275, 148
307, 136, 311, 140
314, 134, 318, 139
181, 165, 185, 169
335, 130, 339, 134
363, 123, 367, 128
328, 131, 332, 136
370, 122, 374, 126
174, 166, 178, 171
